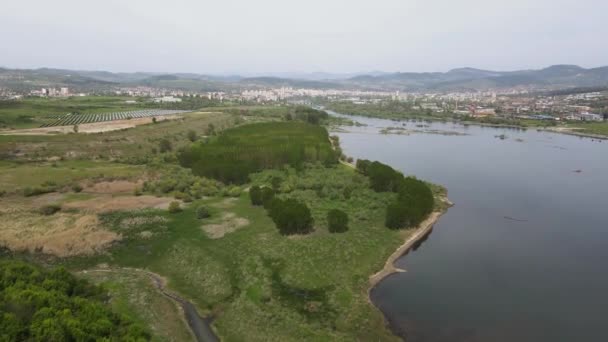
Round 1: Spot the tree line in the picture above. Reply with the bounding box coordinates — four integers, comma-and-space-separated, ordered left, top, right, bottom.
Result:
356, 159, 435, 229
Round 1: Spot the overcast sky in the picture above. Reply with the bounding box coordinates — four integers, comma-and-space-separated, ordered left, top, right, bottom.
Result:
2, 0, 607, 74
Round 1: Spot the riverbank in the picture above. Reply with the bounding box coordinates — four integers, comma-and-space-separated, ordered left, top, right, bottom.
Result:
368, 197, 453, 291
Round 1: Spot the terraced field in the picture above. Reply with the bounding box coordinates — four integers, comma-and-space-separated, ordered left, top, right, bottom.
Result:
40, 109, 190, 127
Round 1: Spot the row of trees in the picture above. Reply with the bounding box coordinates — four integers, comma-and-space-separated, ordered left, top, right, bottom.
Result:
179, 122, 338, 184
0, 260, 149, 341
356, 159, 435, 229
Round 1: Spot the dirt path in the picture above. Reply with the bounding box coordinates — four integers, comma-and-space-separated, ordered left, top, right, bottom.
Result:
82, 268, 219, 342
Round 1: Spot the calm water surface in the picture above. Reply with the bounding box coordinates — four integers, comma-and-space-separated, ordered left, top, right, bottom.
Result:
331, 112, 608, 342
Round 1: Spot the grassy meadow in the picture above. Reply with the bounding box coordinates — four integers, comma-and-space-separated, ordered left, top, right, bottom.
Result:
0, 106, 447, 341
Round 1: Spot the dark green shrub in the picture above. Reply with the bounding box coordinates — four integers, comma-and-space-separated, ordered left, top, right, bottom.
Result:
249, 185, 263, 205
327, 209, 349, 233
187, 130, 198, 142
261, 187, 275, 209
196, 206, 211, 219
39, 204, 61, 216
71, 183, 83, 193
168, 201, 181, 213
159, 138, 173, 153
268, 198, 314, 235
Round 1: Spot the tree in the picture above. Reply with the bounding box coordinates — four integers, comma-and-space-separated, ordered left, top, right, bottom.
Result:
249, 185, 263, 206
196, 205, 211, 219
268, 198, 313, 235
327, 209, 349, 233
187, 130, 198, 142
73, 125, 79, 133
159, 139, 172, 153
168, 201, 181, 213
261, 187, 275, 209
152, 117, 157, 124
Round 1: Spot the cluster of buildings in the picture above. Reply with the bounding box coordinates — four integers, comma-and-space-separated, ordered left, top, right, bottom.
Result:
30, 87, 72, 97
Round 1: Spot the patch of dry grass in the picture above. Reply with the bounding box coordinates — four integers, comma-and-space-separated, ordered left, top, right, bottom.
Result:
64, 195, 177, 213
202, 212, 250, 239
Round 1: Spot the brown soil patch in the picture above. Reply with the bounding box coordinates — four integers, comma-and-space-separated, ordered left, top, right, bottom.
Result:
202, 212, 249, 239
210, 198, 237, 209
84, 180, 142, 194
63, 195, 176, 213
0, 211, 120, 257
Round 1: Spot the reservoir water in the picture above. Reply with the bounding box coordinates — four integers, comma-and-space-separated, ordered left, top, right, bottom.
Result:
331, 112, 608, 342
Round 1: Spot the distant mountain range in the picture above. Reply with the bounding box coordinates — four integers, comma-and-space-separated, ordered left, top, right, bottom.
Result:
2, 65, 608, 92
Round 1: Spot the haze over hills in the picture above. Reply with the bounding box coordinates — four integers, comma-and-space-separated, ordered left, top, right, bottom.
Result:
2, 65, 608, 92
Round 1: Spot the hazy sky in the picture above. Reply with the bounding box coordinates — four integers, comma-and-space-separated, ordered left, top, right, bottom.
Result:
2, 0, 607, 74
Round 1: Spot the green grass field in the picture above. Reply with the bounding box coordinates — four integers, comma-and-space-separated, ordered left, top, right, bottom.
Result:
566, 121, 608, 136
57, 164, 413, 341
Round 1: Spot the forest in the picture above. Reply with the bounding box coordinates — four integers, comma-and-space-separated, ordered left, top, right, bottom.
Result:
179, 122, 339, 184
0, 259, 149, 341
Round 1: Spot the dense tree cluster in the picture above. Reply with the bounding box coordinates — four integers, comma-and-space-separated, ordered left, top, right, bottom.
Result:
327, 209, 349, 233
267, 198, 314, 235
357, 159, 435, 229
293, 106, 329, 125
179, 122, 338, 184
385, 177, 435, 229
0, 260, 149, 341
356, 160, 403, 192
249, 185, 263, 206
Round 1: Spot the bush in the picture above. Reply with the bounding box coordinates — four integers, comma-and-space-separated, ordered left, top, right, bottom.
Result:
39, 204, 61, 216
196, 206, 211, 219
327, 209, 349, 233
268, 198, 314, 235
261, 187, 275, 209
168, 201, 181, 213
159, 138, 173, 153
187, 130, 198, 142
23, 186, 55, 197
71, 183, 83, 193
249, 185, 263, 205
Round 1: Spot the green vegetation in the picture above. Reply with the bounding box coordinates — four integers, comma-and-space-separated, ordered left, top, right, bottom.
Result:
267, 198, 314, 235
357, 159, 435, 229
196, 205, 211, 219
566, 121, 608, 136
0, 259, 149, 341
249, 185, 263, 206
327, 209, 349, 233
168, 201, 181, 213
179, 122, 338, 184
0, 104, 448, 341
0, 96, 150, 129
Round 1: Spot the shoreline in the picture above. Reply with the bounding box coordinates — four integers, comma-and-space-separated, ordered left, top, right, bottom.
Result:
366, 197, 453, 338
367, 206, 450, 290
